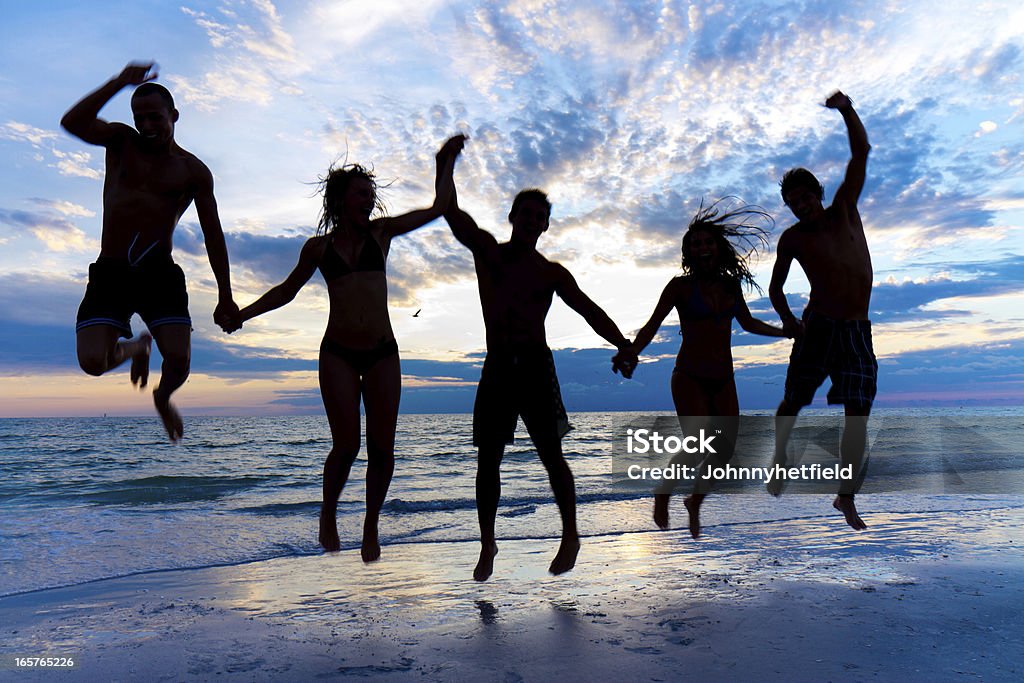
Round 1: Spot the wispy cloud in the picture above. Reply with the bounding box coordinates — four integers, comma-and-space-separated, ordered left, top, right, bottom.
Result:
171, 0, 303, 110
0, 207, 97, 252
1, 121, 57, 146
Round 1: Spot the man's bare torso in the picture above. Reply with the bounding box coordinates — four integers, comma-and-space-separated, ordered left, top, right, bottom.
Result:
476, 242, 561, 349
786, 204, 872, 320
100, 128, 201, 259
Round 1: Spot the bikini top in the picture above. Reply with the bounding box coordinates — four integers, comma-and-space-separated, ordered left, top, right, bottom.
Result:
679, 278, 739, 322
318, 232, 385, 282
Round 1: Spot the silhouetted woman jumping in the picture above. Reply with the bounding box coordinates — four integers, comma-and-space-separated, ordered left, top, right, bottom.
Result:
615, 200, 789, 538
231, 135, 464, 560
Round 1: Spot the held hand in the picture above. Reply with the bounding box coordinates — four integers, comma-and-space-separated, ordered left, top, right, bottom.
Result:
214, 299, 242, 334
782, 317, 804, 340
824, 90, 852, 110
437, 134, 468, 163
612, 348, 639, 379
117, 62, 159, 87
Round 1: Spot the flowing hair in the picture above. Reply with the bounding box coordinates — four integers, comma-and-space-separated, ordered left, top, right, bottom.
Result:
314, 163, 388, 236
681, 198, 773, 293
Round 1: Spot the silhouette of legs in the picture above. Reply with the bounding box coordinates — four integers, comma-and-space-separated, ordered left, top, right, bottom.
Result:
536, 437, 579, 575
77, 325, 153, 390
659, 370, 738, 537
835, 404, 869, 530
474, 444, 503, 581
318, 348, 361, 552
150, 324, 190, 442
360, 353, 401, 561
768, 400, 800, 497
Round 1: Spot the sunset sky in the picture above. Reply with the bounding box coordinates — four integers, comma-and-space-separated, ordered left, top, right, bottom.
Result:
1, 0, 1022, 416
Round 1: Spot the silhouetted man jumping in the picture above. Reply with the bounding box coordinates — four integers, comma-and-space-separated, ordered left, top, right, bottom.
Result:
61, 62, 237, 441
768, 91, 874, 529
446, 160, 633, 580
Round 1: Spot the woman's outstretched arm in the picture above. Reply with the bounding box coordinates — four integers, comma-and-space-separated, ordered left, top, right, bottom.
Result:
631, 278, 681, 353
233, 238, 321, 329
735, 286, 790, 338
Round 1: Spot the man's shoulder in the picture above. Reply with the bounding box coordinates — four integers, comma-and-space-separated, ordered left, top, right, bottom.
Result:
175, 145, 206, 169
492, 243, 565, 280
175, 147, 214, 186
778, 223, 804, 244
535, 251, 568, 276
108, 122, 137, 138
825, 201, 860, 223
94, 123, 138, 150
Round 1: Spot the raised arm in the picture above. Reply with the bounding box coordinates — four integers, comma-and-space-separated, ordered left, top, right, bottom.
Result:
378, 134, 466, 239
826, 91, 871, 211
60, 62, 157, 145
444, 200, 499, 257
768, 231, 803, 338
192, 161, 238, 330
235, 238, 321, 328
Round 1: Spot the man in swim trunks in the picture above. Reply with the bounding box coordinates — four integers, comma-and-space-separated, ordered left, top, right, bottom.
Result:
445, 177, 634, 580
61, 62, 237, 441
768, 91, 874, 529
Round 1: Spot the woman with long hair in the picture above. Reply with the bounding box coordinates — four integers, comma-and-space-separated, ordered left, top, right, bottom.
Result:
230, 135, 465, 561
615, 200, 790, 538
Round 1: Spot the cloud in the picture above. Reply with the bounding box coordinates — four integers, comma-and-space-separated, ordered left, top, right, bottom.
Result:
3, 122, 104, 179
1, 121, 57, 146
28, 198, 95, 218
174, 222, 311, 286
0, 272, 84, 327
870, 255, 1024, 322
170, 0, 305, 110
0, 207, 97, 253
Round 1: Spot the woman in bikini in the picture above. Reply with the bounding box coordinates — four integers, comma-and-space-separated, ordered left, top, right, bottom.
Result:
614, 200, 789, 538
232, 135, 465, 561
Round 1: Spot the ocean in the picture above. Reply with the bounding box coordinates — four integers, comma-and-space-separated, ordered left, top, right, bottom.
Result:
2, 408, 1022, 597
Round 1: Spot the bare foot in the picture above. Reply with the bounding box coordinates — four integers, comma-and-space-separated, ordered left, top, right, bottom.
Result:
548, 536, 580, 576
152, 391, 183, 442
361, 526, 381, 563
473, 542, 498, 582
683, 494, 703, 539
128, 332, 152, 389
653, 493, 670, 530
319, 507, 340, 552
833, 496, 867, 530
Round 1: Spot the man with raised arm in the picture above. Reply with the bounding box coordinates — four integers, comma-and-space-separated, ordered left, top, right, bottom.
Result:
445, 167, 634, 580
61, 62, 238, 441
768, 91, 874, 529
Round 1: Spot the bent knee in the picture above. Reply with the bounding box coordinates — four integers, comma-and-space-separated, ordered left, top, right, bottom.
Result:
160, 350, 191, 375
78, 351, 108, 377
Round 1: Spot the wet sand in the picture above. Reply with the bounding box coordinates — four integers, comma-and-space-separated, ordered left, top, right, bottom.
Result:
2, 506, 1022, 681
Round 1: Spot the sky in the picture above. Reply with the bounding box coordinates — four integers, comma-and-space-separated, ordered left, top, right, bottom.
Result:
1, 0, 1022, 417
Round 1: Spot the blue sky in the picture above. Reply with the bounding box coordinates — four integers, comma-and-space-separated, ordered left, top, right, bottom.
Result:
1, 0, 1022, 416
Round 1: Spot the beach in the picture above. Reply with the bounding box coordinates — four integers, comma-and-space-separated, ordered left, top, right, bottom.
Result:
4, 505, 1023, 681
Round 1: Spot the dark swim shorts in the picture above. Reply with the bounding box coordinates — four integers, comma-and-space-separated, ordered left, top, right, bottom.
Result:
784, 310, 878, 408
76, 254, 191, 338
473, 346, 572, 448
